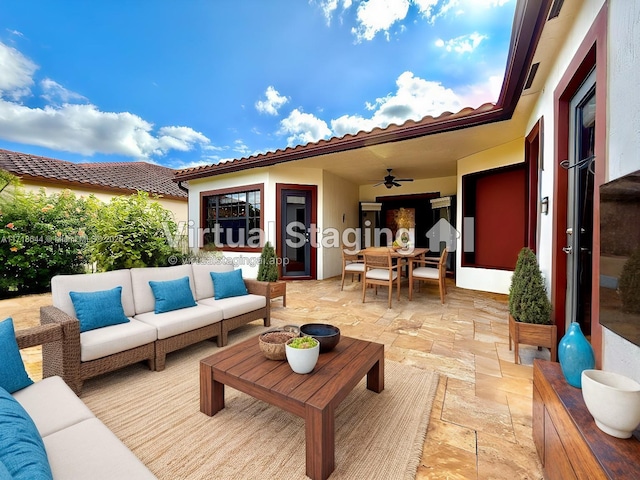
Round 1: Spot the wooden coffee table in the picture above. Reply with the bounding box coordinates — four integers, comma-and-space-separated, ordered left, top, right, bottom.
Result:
200, 334, 384, 480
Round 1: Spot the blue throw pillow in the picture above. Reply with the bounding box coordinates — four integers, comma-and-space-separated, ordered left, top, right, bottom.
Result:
0, 386, 53, 479
210, 269, 248, 300
149, 276, 197, 313
0, 318, 34, 394
69, 286, 130, 333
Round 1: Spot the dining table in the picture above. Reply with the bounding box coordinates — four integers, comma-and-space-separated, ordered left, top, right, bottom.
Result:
359, 246, 429, 296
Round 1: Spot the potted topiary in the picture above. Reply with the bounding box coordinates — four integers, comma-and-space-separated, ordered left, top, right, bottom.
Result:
257, 241, 286, 307
508, 247, 557, 364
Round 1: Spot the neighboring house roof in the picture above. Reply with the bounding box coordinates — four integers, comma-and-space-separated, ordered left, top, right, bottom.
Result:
174, 0, 552, 183
0, 149, 187, 200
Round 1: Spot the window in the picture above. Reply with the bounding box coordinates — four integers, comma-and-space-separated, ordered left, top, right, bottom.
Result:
201, 185, 262, 250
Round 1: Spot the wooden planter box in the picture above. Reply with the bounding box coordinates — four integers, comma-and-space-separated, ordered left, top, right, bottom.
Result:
269, 280, 286, 307
509, 314, 557, 364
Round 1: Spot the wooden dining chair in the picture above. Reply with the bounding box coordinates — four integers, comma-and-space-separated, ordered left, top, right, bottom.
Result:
362, 248, 401, 308
341, 248, 365, 290
409, 248, 448, 303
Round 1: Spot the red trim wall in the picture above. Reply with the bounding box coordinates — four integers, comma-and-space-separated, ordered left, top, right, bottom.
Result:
551, 4, 607, 366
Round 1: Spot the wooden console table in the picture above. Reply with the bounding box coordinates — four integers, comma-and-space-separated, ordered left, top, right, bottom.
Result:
533, 359, 640, 479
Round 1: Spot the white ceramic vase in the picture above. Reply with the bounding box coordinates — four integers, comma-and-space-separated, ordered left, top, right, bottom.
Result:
285, 340, 320, 374
581, 369, 640, 439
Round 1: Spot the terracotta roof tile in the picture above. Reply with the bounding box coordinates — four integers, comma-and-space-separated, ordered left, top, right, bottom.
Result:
0, 150, 187, 199
174, 101, 500, 181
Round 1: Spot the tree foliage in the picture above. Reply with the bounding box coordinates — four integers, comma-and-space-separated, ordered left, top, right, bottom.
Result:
1, 170, 182, 296
87, 191, 180, 271
0, 182, 98, 297
508, 247, 552, 324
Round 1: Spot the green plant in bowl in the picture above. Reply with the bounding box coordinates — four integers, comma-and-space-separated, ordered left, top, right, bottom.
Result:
287, 336, 318, 349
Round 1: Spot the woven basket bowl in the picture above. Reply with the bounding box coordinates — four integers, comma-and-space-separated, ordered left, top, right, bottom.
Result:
259, 331, 299, 360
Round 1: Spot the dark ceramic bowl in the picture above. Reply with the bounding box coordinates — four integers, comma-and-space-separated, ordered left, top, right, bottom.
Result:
300, 323, 341, 353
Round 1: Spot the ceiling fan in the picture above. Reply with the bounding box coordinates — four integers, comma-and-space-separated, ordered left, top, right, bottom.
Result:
373, 169, 414, 189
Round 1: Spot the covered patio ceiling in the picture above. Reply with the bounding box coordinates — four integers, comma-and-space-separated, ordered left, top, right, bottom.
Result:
175, 0, 579, 188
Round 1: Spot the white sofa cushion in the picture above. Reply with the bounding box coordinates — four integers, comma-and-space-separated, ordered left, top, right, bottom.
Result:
12, 376, 95, 438
130, 265, 195, 315
198, 294, 266, 319
51, 270, 136, 317
134, 304, 223, 340
191, 263, 234, 301
43, 418, 156, 479
80, 319, 157, 362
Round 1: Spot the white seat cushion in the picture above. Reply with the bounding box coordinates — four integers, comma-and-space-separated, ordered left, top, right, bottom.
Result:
412, 267, 439, 280
43, 418, 156, 479
366, 268, 398, 280
13, 376, 95, 438
134, 304, 223, 340
80, 319, 157, 362
345, 263, 365, 273
198, 294, 266, 319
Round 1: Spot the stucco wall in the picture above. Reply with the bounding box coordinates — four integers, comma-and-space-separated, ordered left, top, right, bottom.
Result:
524, 0, 604, 290
602, 0, 640, 383
322, 170, 360, 279
456, 138, 525, 294
186, 166, 355, 280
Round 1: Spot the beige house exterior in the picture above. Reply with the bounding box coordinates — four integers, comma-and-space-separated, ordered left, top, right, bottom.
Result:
175, 0, 640, 383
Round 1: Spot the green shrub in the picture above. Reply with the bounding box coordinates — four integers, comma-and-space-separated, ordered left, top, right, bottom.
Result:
0, 183, 96, 297
257, 241, 279, 282
508, 247, 552, 324
87, 191, 180, 271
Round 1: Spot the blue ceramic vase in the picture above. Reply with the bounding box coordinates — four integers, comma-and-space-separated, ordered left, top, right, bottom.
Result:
558, 322, 595, 388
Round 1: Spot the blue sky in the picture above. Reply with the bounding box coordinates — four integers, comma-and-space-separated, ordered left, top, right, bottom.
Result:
0, 0, 516, 170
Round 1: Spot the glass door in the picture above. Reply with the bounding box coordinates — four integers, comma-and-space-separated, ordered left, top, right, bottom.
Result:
280, 188, 312, 277
565, 68, 596, 336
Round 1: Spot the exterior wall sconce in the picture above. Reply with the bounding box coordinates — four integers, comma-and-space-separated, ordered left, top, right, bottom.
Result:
541, 196, 549, 215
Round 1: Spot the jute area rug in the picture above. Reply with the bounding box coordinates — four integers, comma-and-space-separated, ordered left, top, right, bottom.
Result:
81, 323, 439, 480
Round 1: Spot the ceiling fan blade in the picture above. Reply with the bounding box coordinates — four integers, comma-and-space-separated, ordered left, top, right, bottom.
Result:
395, 178, 413, 182
373, 181, 384, 187
392, 181, 402, 187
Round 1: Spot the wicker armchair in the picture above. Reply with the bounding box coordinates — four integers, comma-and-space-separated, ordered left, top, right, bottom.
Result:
40, 306, 156, 395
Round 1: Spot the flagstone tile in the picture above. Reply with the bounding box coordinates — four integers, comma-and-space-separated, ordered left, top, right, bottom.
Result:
416, 443, 478, 480
476, 430, 544, 480
3, 277, 545, 479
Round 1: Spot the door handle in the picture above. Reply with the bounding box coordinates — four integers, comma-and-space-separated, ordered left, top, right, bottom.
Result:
563, 246, 573, 254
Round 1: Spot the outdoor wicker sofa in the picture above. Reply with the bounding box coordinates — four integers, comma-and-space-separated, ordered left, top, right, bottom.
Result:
9, 322, 156, 479
41, 263, 271, 394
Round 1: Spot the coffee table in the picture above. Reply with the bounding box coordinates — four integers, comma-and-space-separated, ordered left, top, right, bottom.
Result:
200, 334, 384, 480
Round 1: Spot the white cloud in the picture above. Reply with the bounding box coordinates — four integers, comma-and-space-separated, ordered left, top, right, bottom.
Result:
412, 0, 440, 22
40, 78, 88, 104
0, 41, 210, 160
255, 86, 289, 116
0, 42, 37, 101
331, 71, 498, 137
316, 0, 353, 26
278, 108, 332, 146
157, 126, 209, 152
351, 0, 410, 42
436, 32, 487, 54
